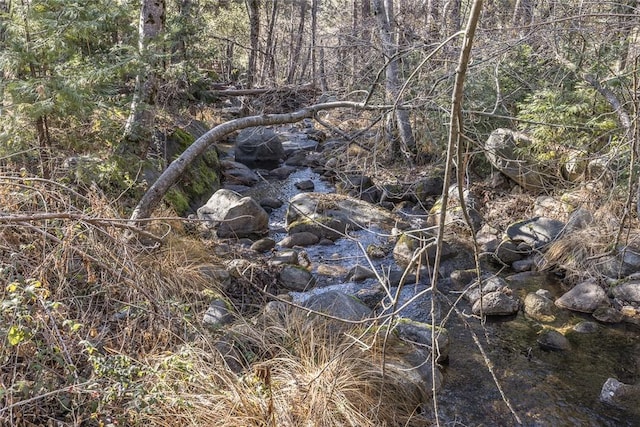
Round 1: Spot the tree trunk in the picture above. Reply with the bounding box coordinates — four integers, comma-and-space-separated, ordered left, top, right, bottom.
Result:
129, 101, 384, 221
121, 0, 166, 159
247, 0, 260, 88
372, 0, 416, 161
310, 0, 319, 87
286, 0, 308, 84
262, 0, 278, 85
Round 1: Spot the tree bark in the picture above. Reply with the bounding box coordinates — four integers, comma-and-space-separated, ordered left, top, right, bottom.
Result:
372, 0, 416, 160
262, 0, 278, 84
121, 0, 166, 159
247, 0, 260, 88
130, 101, 388, 221
286, 0, 308, 84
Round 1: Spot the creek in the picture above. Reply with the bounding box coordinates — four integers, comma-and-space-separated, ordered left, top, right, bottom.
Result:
224, 129, 639, 426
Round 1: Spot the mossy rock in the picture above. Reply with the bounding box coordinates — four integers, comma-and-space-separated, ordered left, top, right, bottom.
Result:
166, 127, 221, 215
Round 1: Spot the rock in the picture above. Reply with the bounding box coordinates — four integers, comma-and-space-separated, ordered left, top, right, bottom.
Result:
506, 217, 565, 249
465, 276, 508, 304
279, 265, 316, 291
235, 127, 284, 168
414, 176, 444, 202
392, 232, 454, 269
427, 186, 483, 232
259, 197, 283, 210
537, 329, 570, 351
612, 281, 640, 304
565, 208, 594, 233
381, 285, 441, 323
278, 232, 320, 248
286, 192, 404, 241
494, 239, 525, 264
270, 165, 297, 179
336, 174, 375, 194
393, 318, 450, 362
380, 183, 412, 203
345, 265, 377, 282
599, 378, 640, 415
251, 238, 276, 253
269, 249, 300, 266
386, 269, 418, 287
366, 244, 387, 259
592, 306, 623, 323
472, 291, 520, 316
197, 189, 269, 238
512, 258, 535, 272
302, 290, 371, 321
600, 247, 640, 279
349, 186, 381, 204
572, 321, 599, 333
555, 279, 607, 313
524, 291, 556, 322
484, 128, 547, 191
220, 159, 260, 186
203, 298, 234, 328
450, 269, 479, 289
199, 264, 231, 288
295, 179, 315, 191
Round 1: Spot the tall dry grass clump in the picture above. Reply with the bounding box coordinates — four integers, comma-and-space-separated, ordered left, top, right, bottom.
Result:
140, 310, 430, 427
0, 171, 432, 426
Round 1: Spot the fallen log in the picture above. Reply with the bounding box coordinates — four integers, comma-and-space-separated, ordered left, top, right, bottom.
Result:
129, 101, 390, 221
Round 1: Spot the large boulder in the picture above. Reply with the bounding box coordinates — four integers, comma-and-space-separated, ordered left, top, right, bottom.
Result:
484, 128, 548, 191
197, 189, 269, 238
554, 279, 607, 313
235, 127, 284, 168
506, 217, 565, 249
599, 246, 640, 279
427, 186, 483, 232
302, 290, 371, 321
220, 160, 260, 186
600, 378, 640, 416
286, 192, 404, 241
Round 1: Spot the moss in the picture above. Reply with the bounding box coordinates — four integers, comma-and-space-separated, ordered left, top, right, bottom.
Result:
166, 188, 191, 215
166, 127, 221, 215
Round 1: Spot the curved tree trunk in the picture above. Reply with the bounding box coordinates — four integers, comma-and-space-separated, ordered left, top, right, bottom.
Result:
130, 102, 383, 221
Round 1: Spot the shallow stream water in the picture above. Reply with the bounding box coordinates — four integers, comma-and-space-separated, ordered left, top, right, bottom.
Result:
229, 132, 640, 425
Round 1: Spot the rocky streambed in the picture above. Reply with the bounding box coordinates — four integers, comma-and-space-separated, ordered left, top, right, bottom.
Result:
193, 123, 640, 425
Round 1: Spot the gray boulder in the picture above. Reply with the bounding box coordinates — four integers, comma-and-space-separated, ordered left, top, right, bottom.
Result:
472, 291, 520, 316
197, 189, 269, 238
235, 127, 284, 168
286, 192, 404, 241
484, 128, 547, 191
506, 217, 565, 249
393, 318, 449, 362
537, 329, 570, 351
599, 246, 640, 279
555, 279, 607, 313
524, 290, 557, 322
279, 265, 317, 291
278, 232, 320, 248
302, 290, 371, 321
220, 159, 260, 186
203, 298, 234, 328
600, 378, 640, 415
427, 186, 483, 232
465, 276, 508, 304
612, 281, 640, 304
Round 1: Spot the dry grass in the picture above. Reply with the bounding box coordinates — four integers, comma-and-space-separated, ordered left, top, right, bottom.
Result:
0, 170, 432, 426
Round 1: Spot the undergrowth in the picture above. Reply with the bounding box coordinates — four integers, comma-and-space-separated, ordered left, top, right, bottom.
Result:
0, 169, 430, 426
